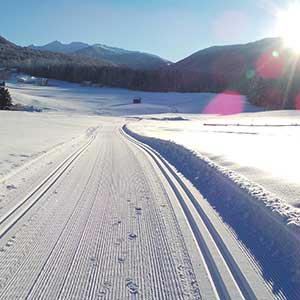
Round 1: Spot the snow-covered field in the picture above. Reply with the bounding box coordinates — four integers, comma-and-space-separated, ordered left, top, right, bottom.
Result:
0, 111, 101, 179
8, 79, 261, 115
1, 79, 299, 299
128, 111, 300, 208
126, 112, 300, 300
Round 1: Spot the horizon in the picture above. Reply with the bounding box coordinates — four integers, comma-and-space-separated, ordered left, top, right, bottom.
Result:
0, 0, 285, 62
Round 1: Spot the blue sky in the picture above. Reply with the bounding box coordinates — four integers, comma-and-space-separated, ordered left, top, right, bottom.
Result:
0, 0, 287, 61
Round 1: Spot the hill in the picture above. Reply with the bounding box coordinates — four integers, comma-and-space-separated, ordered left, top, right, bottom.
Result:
29, 41, 172, 70
0, 36, 114, 68
170, 38, 299, 109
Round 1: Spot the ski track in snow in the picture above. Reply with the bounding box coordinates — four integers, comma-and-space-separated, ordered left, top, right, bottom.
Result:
0, 79, 296, 299
124, 125, 300, 300
0, 123, 279, 300
0, 125, 203, 299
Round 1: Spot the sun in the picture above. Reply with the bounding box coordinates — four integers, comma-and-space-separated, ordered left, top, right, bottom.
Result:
276, 2, 300, 52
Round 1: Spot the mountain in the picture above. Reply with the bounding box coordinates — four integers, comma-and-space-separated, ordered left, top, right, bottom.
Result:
170, 37, 285, 81
76, 44, 172, 70
4, 35, 300, 109
0, 36, 114, 68
29, 41, 172, 70
0, 36, 17, 47
29, 41, 90, 54
169, 37, 300, 109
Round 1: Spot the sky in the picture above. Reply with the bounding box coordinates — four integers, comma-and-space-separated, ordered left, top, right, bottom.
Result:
0, 0, 290, 62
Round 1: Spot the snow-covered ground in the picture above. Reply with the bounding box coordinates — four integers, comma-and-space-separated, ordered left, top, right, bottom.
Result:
0, 111, 101, 180
1, 78, 299, 299
125, 114, 300, 299
3, 78, 263, 184
128, 111, 300, 208
8, 79, 261, 115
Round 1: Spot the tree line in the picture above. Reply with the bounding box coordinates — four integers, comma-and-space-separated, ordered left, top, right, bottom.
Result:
16, 58, 300, 110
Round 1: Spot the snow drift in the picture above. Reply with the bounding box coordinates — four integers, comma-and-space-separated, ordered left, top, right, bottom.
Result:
124, 125, 300, 297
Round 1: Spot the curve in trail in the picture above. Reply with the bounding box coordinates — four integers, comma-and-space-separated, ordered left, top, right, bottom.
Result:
0, 125, 203, 299
122, 126, 276, 300
0, 123, 277, 300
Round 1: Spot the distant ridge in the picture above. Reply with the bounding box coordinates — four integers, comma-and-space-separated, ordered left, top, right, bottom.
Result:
0, 35, 115, 68
29, 41, 90, 54
29, 41, 172, 70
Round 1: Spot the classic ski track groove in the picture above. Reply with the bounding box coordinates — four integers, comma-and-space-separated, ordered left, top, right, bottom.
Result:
0, 125, 276, 300
0, 135, 95, 240
121, 126, 275, 300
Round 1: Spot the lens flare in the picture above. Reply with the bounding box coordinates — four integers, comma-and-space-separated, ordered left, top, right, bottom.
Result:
276, 2, 300, 52
295, 94, 300, 109
203, 90, 244, 115
256, 50, 285, 79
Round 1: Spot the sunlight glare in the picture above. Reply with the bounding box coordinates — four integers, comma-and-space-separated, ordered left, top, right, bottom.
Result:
277, 2, 300, 52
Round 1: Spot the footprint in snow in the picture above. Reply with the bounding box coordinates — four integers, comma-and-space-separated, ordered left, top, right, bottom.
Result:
118, 257, 125, 263
6, 241, 13, 247
112, 220, 121, 226
97, 281, 112, 298
90, 257, 98, 267
135, 207, 142, 215
6, 184, 17, 190
125, 278, 139, 294
128, 233, 137, 240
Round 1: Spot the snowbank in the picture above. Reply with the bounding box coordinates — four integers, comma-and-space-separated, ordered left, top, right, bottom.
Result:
0, 111, 100, 179
124, 125, 300, 292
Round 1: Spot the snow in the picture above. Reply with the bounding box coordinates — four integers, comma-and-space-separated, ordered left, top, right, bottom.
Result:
0, 125, 204, 299
7, 79, 262, 116
124, 122, 300, 299
128, 111, 300, 208
1, 77, 299, 299
0, 111, 100, 180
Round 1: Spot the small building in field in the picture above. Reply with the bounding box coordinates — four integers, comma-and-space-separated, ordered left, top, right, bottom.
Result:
133, 97, 142, 104
91, 83, 104, 88
81, 81, 92, 87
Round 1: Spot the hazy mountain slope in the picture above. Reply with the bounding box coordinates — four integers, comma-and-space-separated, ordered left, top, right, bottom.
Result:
76, 44, 171, 69
29, 41, 172, 70
170, 37, 300, 109
0, 36, 115, 68
171, 37, 284, 80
